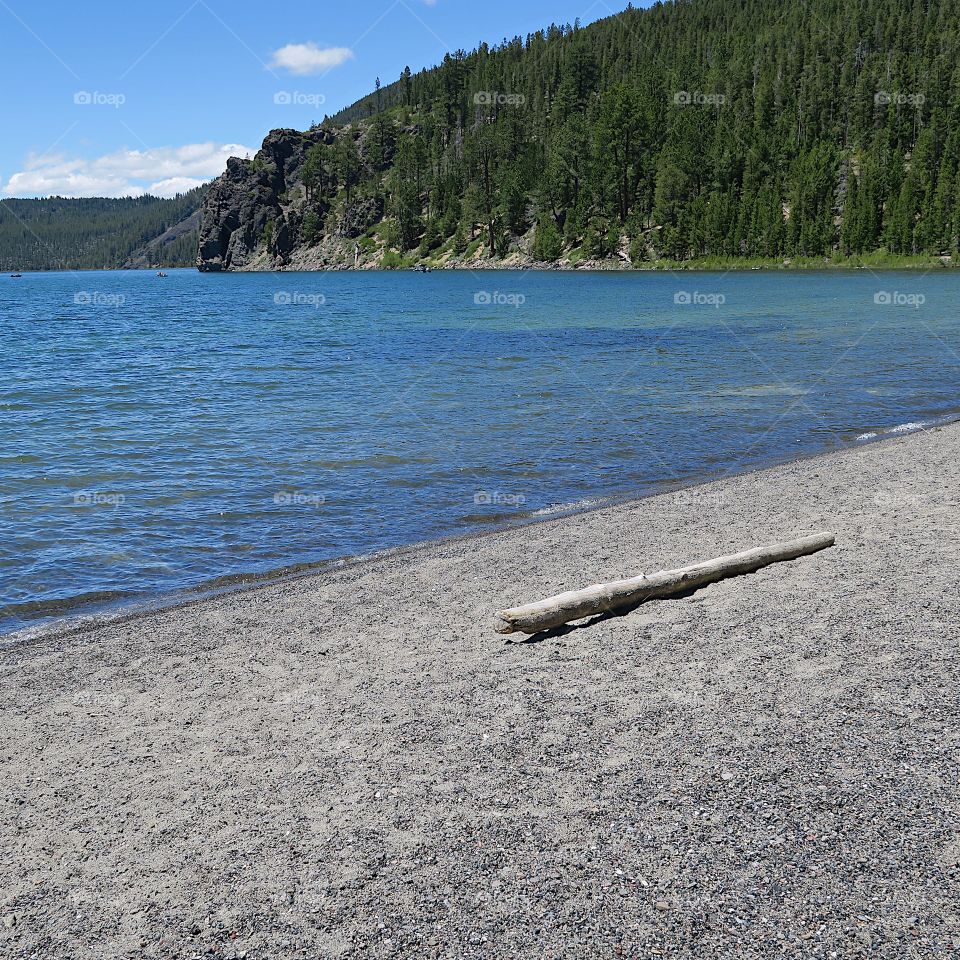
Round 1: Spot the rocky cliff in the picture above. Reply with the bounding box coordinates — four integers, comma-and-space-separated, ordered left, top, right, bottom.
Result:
195, 124, 622, 273
196, 111, 627, 272
198, 129, 320, 271
197, 127, 397, 272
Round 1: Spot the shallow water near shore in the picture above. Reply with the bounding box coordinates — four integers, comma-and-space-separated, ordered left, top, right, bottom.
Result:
2, 267, 959, 634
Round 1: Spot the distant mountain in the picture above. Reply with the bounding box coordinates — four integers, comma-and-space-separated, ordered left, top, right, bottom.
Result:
0, 189, 207, 271
198, 0, 960, 271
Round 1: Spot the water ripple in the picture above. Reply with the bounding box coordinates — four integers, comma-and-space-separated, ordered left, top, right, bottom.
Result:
2, 268, 959, 632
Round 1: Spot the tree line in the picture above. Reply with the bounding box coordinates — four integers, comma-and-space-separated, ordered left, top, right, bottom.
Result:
291, 0, 960, 262
0, 189, 206, 271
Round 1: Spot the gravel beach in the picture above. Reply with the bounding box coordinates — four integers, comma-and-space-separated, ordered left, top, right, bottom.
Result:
2, 425, 959, 959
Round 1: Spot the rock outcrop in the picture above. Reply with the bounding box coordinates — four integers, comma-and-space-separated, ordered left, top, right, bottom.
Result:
195, 124, 620, 272
197, 128, 329, 272
197, 123, 403, 271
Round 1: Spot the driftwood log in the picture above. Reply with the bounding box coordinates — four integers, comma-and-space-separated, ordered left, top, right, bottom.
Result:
494, 532, 836, 635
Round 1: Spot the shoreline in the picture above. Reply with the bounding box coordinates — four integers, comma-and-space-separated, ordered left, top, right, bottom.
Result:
8, 257, 960, 274
210, 259, 959, 274
209, 242, 959, 273
2, 418, 958, 956
5, 412, 957, 650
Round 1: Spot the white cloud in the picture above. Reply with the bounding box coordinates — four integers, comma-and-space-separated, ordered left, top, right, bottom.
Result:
2, 142, 256, 199
269, 42, 354, 76
147, 176, 208, 196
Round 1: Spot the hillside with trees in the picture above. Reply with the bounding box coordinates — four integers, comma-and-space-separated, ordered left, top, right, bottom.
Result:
197, 0, 960, 271
0, 189, 207, 271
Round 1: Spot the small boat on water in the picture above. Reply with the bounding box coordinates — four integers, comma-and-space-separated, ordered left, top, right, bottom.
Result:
156, 272, 168, 278
10, 274, 22, 278
412, 264, 431, 273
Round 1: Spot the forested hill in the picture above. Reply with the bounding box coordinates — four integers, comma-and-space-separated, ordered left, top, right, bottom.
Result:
197, 0, 960, 271
0, 189, 207, 271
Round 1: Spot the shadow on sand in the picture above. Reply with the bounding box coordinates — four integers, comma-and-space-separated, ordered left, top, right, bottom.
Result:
500, 582, 708, 645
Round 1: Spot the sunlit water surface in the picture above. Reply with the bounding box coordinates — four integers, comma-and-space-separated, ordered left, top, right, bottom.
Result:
2, 268, 958, 634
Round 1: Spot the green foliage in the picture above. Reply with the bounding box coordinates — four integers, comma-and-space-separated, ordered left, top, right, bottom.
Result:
491, 220, 511, 258
258, 0, 960, 263
302, 210, 322, 246
262, 220, 275, 248
381, 249, 411, 269
451, 223, 469, 256
379, 219, 400, 250
532, 217, 564, 261
381, 133, 429, 250
302, 144, 331, 201
583, 219, 617, 259
334, 135, 362, 201
0, 190, 207, 271
419, 219, 443, 255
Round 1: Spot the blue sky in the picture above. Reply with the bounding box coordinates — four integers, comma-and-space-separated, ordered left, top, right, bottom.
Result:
0, 0, 636, 198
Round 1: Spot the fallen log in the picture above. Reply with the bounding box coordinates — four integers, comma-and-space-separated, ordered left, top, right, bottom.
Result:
494, 532, 836, 635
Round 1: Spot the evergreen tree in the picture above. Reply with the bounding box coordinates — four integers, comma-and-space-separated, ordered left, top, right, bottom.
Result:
532, 217, 564, 260
219, 0, 960, 265
0, 189, 208, 271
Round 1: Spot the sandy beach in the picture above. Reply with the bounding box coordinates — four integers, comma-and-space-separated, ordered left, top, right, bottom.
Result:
2, 424, 959, 959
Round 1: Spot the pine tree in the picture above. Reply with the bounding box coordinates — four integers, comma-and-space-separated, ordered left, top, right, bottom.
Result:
532, 217, 563, 260
207, 0, 960, 268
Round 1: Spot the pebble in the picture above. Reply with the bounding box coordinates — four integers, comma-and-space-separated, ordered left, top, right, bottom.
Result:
2, 425, 958, 957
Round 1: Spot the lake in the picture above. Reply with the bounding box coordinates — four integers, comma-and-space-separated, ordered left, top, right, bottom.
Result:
1, 268, 958, 635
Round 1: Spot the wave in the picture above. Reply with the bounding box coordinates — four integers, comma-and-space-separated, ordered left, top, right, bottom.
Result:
856, 412, 960, 444
887, 421, 927, 435
530, 498, 603, 517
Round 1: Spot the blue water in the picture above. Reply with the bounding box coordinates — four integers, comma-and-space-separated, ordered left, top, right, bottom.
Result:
1, 268, 958, 634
